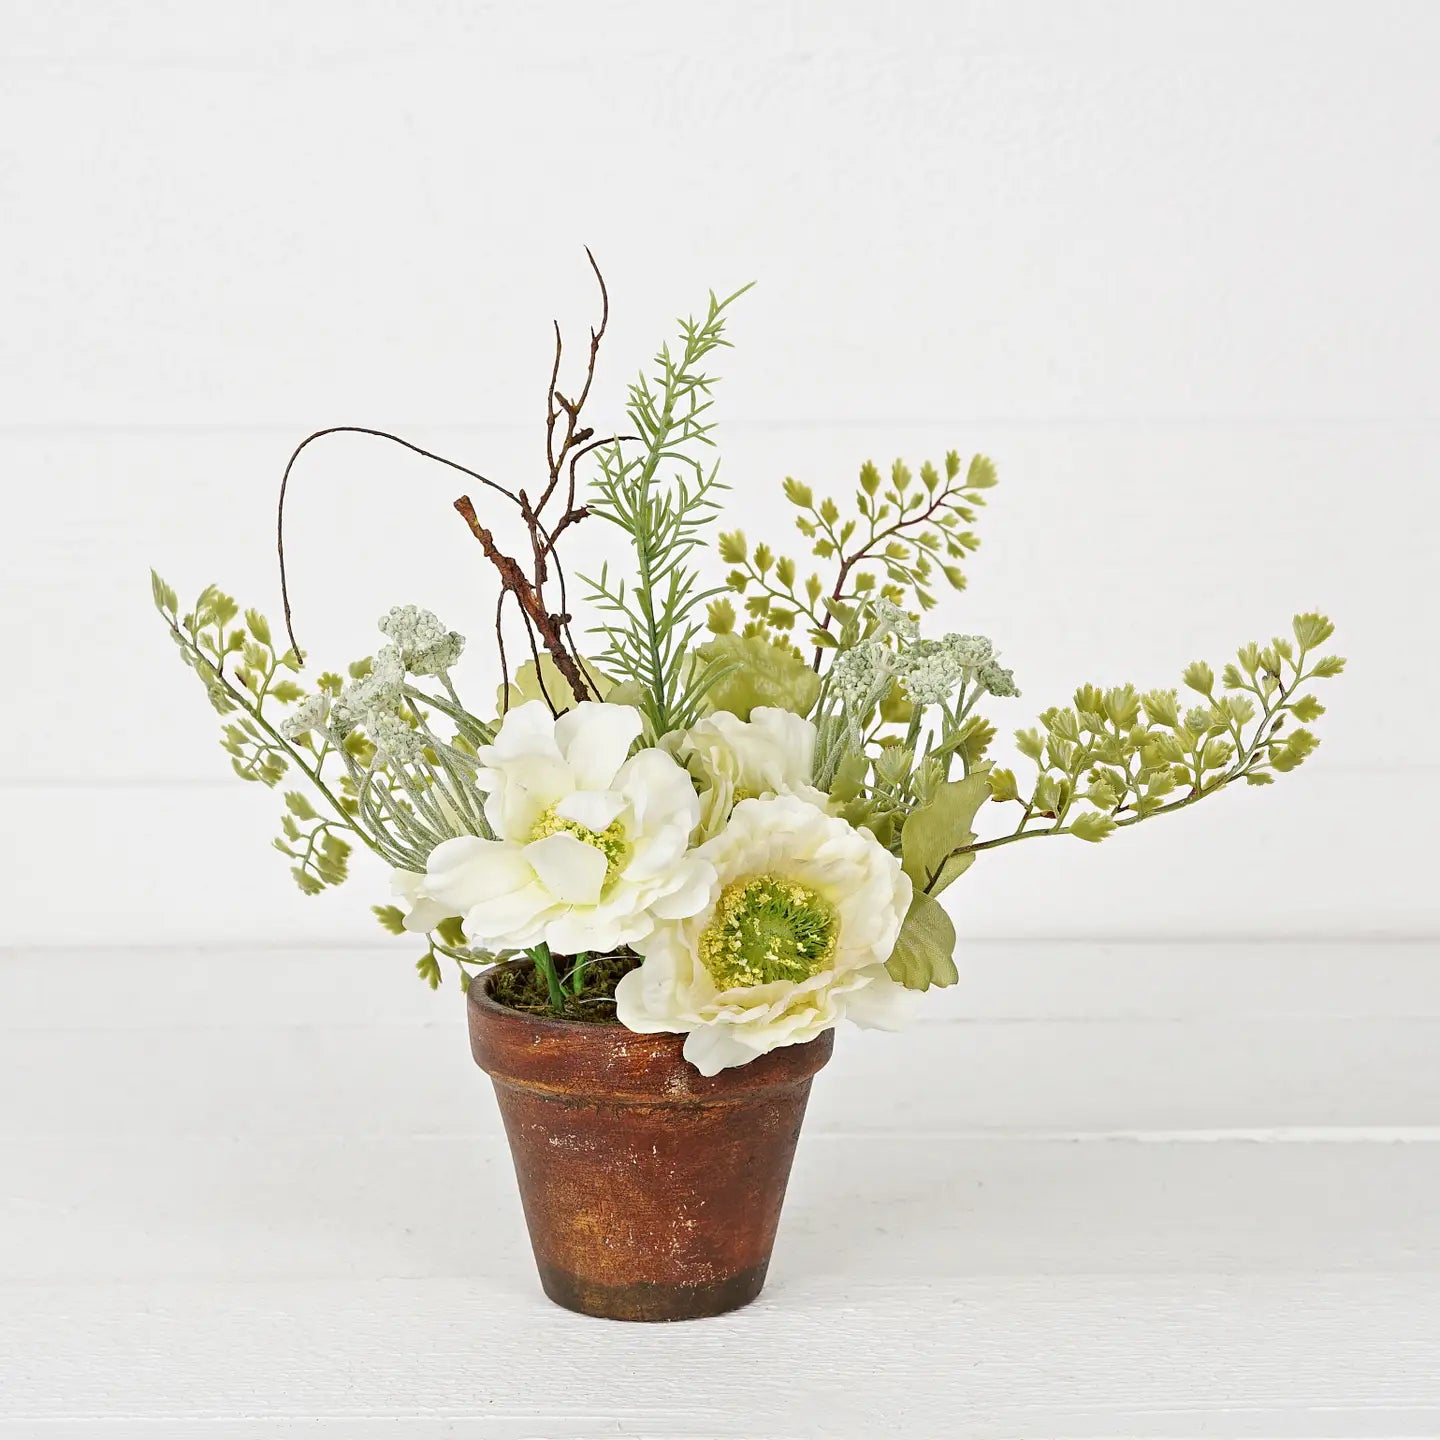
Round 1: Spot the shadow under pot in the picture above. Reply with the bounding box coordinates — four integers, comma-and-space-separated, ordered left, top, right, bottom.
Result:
467, 959, 833, 1322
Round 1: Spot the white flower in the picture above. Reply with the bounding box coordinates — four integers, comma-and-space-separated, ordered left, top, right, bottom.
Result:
943, 633, 993, 667
394, 701, 713, 955
896, 638, 966, 706
369, 711, 423, 764
978, 659, 1019, 698
279, 692, 330, 740
615, 795, 919, 1075
331, 646, 404, 733
378, 605, 466, 676
872, 597, 918, 642
829, 640, 896, 711
670, 706, 829, 840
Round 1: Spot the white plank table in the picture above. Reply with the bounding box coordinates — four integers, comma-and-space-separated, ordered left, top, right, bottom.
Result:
3, 942, 1438, 1438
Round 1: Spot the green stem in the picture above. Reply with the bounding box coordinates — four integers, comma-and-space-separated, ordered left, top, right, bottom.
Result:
529, 943, 566, 1013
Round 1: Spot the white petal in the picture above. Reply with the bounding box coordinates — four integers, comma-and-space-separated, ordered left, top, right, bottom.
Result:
614, 966, 682, 1033
553, 703, 642, 791
481, 781, 551, 844
842, 968, 924, 1031
422, 838, 532, 911
648, 854, 717, 919
682, 1025, 764, 1076
401, 897, 455, 934
485, 700, 564, 764
554, 788, 627, 832
463, 882, 554, 949
546, 908, 633, 958
523, 831, 608, 906
614, 750, 702, 873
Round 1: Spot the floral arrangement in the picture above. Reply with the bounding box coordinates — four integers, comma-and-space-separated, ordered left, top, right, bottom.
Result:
152, 261, 1344, 1075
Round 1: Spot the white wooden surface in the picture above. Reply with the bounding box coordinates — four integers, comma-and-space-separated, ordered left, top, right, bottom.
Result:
3, 941, 1438, 1437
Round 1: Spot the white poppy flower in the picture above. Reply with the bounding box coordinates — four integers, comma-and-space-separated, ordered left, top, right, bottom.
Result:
394, 701, 713, 955
671, 706, 829, 839
615, 795, 919, 1075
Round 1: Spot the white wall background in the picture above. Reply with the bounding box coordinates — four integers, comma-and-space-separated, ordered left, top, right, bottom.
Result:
2, 0, 1436, 948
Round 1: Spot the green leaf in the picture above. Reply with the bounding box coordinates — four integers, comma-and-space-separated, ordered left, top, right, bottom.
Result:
718, 530, 747, 563
965, 454, 998, 489
955, 714, 996, 769
1310, 655, 1346, 678
270, 679, 304, 703
782, 477, 813, 508
901, 770, 991, 895
1289, 694, 1326, 722
1270, 728, 1320, 772
372, 904, 407, 936
885, 891, 959, 991
197, 587, 239, 627
1069, 811, 1117, 843
987, 767, 1020, 803
1015, 728, 1044, 762
1182, 662, 1215, 697
1201, 738, 1235, 770
284, 791, 319, 820
1292, 613, 1335, 649
245, 609, 272, 645
694, 634, 821, 719
706, 597, 736, 635
1103, 685, 1141, 727
829, 751, 870, 805
348, 656, 373, 680
291, 866, 325, 896
1245, 769, 1276, 785
435, 915, 467, 949
1142, 689, 1180, 727
150, 570, 179, 614
415, 951, 442, 989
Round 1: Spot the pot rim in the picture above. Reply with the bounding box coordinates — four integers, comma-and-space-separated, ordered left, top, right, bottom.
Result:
467, 957, 835, 1101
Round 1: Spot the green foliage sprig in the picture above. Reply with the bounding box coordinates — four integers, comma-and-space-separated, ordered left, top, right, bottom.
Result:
716, 450, 997, 664
151, 573, 362, 889
153, 574, 500, 989
976, 613, 1344, 853
582, 286, 752, 736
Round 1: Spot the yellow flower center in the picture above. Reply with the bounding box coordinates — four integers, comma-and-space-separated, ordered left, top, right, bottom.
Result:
530, 804, 630, 890
698, 874, 838, 990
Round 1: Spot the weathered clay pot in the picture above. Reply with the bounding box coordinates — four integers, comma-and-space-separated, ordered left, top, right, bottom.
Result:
468, 960, 833, 1321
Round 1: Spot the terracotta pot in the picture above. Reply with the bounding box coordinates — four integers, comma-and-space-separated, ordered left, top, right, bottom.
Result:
467, 960, 833, 1322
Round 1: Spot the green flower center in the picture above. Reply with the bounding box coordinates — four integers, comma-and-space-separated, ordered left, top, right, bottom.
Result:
530, 805, 630, 890
698, 874, 838, 990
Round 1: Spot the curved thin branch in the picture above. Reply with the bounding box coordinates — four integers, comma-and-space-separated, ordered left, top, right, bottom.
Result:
276, 425, 517, 657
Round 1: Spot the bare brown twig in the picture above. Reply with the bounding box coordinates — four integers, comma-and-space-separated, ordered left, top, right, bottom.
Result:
275, 256, 620, 715
276, 425, 518, 659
